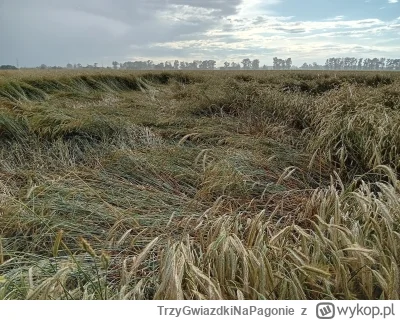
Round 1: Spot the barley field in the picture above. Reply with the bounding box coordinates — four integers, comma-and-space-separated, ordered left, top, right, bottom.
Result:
0, 69, 399, 299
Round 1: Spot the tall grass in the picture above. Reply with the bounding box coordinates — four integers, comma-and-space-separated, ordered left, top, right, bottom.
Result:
0, 69, 399, 299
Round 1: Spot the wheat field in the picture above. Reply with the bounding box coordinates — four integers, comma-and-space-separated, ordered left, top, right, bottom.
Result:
0, 69, 399, 299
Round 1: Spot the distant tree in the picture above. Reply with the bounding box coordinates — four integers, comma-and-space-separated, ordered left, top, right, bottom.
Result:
112, 61, 119, 69
273, 57, 290, 70
351, 57, 358, 70
164, 61, 172, 70
324, 57, 367, 70
241, 58, 252, 70
379, 58, 386, 70
325, 58, 332, 70
343, 57, 351, 70
285, 58, 292, 70
194, 60, 202, 69
40, 64, 47, 69
333, 58, 342, 70
208, 60, 216, 69
66, 63, 73, 69
121, 61, 133, 69
288, 56, 400, 71
147, 60, 154, 69
363, 58, 371, 70
273, 57, 278, 70
155, 62, 165, 70
174, 60, 179, 70
385, 58, 400, 70
372, 58, 380, 70
223, 61, 230, 69
121, 61, 150, 70
300, 62, 308, 69
252, 59, 260, 70
199, 61, 207, 69
0, 65, 18, 70
357, 58, 363, 70
231, 62, 241, 70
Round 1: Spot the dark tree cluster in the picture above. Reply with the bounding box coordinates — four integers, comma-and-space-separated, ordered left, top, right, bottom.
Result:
220, 59, 262, 70
272, 57, 292, 70
116, 60, 217, 70
322, 57, 400, 71
39, 64, 65, 69
0, 65, 18, 70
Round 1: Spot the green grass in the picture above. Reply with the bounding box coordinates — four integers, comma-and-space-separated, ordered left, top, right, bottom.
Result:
0, 69, 399, 299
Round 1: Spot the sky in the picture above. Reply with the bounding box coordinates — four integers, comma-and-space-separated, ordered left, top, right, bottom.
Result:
0, 0, 399, 67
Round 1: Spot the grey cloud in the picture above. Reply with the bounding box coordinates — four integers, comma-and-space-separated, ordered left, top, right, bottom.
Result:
253, 16, 266, 25
168, 0, 240, 15
0, 0, 241, 66
274, 27, 306, 33
222, 24, 235, 31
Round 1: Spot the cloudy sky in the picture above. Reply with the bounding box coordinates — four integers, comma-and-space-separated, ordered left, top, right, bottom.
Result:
1, 0, 399, 67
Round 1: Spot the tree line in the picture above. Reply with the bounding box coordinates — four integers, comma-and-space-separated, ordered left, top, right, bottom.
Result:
31, 59, 265, 70
112, 59, 261, 70
299, 57, 400, 71
64, 57, 400, 71
2, 56, 400, 71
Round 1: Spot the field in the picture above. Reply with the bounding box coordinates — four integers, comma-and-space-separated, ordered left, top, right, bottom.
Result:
0, 69, 399, 299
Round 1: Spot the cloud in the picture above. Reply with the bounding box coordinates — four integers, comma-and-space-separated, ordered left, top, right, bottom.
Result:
388, 0, 398, 3
326, 15, 345, 21
235, 0, 281, 18
151, 13, 400, 64
1, 0, 400, 67
0, 0, 242, 66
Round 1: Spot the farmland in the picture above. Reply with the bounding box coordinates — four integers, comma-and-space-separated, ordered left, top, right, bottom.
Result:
0, 69, 399, 299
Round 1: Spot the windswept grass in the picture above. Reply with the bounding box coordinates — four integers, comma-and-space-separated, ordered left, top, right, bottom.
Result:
0, 69, 399, 299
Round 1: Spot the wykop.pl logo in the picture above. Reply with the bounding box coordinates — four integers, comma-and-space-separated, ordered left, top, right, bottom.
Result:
316, 303, 336, 319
